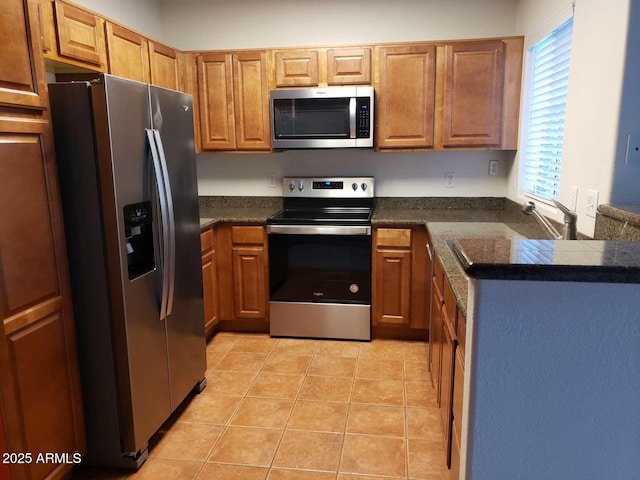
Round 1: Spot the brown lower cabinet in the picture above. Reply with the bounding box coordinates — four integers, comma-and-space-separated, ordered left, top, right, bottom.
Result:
201, 227, 219, 336
372, 226, 431, 339
430, 250, 467, 475
214, 224, 269, 331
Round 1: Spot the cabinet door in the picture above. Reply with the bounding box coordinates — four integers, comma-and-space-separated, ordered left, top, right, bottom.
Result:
232, 246, 268, 319
0, 0, 49, 110
327, 47, 371, 85
233, 51, 271, 150
430, 278, 444, 396
105, 22, 149, 83
440, 311, 455, 467
377, 44, 436, 149
0, 125, 84, 480
442, 41, 505, 147
202, 249, 219, 335
197, 52, 235, 150
274, 49, 319, 87
372, 228, 412, 326
53, 0, 106, 67
149, 41, 180, 90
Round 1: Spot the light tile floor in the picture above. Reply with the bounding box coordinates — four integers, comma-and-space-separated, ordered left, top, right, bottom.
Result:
73, 333, 449, 480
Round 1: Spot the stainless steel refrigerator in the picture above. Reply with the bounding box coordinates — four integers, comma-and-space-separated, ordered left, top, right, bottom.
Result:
49, 74, 206, 469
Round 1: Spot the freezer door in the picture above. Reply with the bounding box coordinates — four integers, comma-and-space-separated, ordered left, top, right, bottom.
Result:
99, 75, 172, 453
150, 85, 206, 410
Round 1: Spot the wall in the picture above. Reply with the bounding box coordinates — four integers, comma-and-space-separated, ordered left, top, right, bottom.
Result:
509, 0, 633, 236
71, 0, 166, 41
158, 0, 518, 51
610, 0, 640, 204
463, 277, 640, 479
197, 150, 512, 197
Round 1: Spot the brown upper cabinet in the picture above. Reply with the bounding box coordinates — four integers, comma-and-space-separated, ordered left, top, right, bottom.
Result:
105, 22, 149, 83
47, 0, 108, 70
273, 46, 371, 87
274, 49, 319, 87
149, 41, 182, 91
197, 50, 271, 151
441, 40, 505, 148
376, 44, 437, 149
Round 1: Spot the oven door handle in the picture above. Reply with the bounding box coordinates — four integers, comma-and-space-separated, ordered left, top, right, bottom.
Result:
267, 224, 371, 236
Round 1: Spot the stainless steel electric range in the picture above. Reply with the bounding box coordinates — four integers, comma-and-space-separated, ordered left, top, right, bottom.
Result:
267, 177, 374, 341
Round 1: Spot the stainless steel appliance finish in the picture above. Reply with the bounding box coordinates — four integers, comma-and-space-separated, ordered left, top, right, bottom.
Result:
49, 75, 206, 469
270, 86, 374, 149
267, 177, 374, 341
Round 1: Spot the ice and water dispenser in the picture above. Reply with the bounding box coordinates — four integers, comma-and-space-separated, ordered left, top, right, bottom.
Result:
124, 201, 155, 280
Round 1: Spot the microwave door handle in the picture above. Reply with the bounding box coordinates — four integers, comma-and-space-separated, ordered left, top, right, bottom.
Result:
349, 97, 356, 139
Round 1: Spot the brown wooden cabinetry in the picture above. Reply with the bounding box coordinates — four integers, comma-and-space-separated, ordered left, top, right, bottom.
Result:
376, 44, 436, 149
451, 309, 466, 480
105, 22, 149, 83
201, 227, 219, 336
149, 41, 182, 91
430, 255, 445, 398
372, 226, 430, 338
197, 50, 270, 151
0, 1, 85, 478
439, 276, 457, 466
215, 224, 269, 328
45, 0, 108, 71
441, 40, 505, 148
273, 46, 371, 87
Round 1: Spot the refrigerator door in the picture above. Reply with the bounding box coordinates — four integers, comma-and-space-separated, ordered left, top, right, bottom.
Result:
149, 86, 207, 409
98, 75, 172, 452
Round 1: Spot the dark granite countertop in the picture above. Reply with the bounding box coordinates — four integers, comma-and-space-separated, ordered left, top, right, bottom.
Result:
597, 204, 640, 226
451, 238, 640, 284
199, 196, 282, 229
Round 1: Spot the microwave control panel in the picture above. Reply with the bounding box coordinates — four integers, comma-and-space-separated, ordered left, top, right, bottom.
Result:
356, 98, 371, 138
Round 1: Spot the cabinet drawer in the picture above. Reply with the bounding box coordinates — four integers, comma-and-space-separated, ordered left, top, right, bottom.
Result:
376, 228, 411, 248
443, 276, 457, 329
231, 225, 264, 244
201, 228, 214, 253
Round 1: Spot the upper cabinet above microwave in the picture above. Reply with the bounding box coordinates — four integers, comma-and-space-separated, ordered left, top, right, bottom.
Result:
272, 47, 372, 87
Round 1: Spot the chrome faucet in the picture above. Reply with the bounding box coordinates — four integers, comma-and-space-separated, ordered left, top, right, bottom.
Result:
521, 200, 578, 240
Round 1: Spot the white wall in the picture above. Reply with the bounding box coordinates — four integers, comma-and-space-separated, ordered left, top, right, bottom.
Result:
158, 0, 518, 51
610, 0, 640, 203
197, 150, 512, 197
72, 0, 166, 41
509, 0, 633, 236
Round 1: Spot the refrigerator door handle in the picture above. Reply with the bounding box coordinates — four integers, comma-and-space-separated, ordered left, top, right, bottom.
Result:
153, 129, 176, 317
146, 128, 170, 320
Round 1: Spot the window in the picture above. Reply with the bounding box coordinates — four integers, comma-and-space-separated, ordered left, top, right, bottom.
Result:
522, 14, 574, 201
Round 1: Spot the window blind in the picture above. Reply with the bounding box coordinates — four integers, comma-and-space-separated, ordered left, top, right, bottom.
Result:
523, 17, 574, 201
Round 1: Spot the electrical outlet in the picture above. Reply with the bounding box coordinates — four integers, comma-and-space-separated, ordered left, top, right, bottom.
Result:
268, 174, 277, 187
489, 160, 498, 176
624, 133, 640, 164
586, 189, 599, 218
569, 186, 579, 212
445, 172, 455, 188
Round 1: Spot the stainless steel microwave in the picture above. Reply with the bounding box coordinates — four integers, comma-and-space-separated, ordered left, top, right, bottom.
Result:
270, 86, 374, 149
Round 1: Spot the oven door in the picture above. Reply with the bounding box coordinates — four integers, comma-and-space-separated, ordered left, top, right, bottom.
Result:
267, 225, 371, 340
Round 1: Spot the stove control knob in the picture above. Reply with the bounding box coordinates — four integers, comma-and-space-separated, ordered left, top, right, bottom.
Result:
298, 181, 304, 192
288, 181, 296, 192
361, 183, 368, 191
352, 182, 358, 191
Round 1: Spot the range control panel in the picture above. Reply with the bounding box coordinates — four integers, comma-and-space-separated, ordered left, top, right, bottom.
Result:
283, 177, 374, 198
